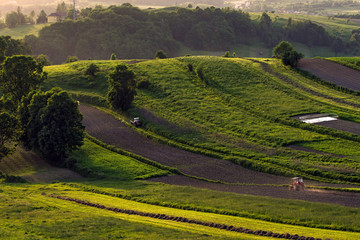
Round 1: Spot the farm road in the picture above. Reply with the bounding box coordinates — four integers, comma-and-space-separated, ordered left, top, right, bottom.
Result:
298, 58, 360, 92
80, 105, 360, 207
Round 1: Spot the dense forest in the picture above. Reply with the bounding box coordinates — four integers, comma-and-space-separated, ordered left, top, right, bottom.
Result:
24, 4, 349, 63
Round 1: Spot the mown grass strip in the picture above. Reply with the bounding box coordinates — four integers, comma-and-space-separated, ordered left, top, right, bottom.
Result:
63, 182, 360, 233
1, 185, 253, 240
44, 193, 328, 240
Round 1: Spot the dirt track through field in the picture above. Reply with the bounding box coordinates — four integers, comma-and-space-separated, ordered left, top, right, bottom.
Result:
298, 59, 360, 92
80, 105, 360, 207
149, 175, 360, 208
79, 105, 288, 185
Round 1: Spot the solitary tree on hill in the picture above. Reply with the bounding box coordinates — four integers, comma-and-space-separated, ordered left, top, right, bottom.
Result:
155, 50, 167, 59
273, 41, 303, 68
107, 64, 136, 111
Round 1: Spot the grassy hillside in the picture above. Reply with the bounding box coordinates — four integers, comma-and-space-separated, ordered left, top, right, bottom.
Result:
42, 57, 360, 184
0, 23, 50, 39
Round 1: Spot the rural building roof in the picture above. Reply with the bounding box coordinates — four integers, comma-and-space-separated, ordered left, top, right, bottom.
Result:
48, 12, 67, 17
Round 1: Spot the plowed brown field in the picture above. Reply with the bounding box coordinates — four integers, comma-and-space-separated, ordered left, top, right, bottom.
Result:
79, 105, 360, 207
298, 58, 360, 92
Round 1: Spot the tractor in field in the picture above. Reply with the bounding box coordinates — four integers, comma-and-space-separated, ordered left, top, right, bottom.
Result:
130, 117, 142, 127
289, 177, 305, 191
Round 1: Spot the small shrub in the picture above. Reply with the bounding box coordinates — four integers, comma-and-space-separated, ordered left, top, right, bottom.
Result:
110, 53, 116, 60
155, 50, 167, 59
85, 63, 99, 77
35, 54, 52, 66
5, 174, 26, 183
137, 78, 151, 89
188, 63, 193, 72
222, 51, 231, 57
65, 56, 78, 63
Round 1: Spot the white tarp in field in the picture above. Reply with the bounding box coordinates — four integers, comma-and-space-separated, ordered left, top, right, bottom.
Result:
301, 117, 338, 124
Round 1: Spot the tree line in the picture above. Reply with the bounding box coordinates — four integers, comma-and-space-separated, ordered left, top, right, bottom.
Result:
22, 4, 348, 64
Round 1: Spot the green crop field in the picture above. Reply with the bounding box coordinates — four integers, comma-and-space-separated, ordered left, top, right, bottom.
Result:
2, 55, 360, 239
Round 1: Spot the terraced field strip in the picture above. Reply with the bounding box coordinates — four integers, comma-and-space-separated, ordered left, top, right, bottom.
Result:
79, 104, 290, 185
79, 105, 360, 207
40, 189, 360, 240
250, 59, 360, 109
44, 193, 329, 240
298, 59, 360, 92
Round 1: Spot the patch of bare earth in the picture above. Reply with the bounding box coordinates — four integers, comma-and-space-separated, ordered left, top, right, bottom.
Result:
316, 119, 360, 135
298, 58, 360, 92
80, 105, 360, 207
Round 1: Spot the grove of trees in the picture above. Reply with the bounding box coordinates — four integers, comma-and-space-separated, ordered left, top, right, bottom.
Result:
24, 4, 346, 63
19, 88, 84, 163
0, 41, 84, 164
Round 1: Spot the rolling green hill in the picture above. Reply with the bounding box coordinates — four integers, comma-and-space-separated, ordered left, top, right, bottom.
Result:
2, 56, 360, 239
43, 57, 360, 184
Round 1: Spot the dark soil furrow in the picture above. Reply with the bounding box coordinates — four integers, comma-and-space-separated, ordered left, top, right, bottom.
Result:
298, 59, 360, 92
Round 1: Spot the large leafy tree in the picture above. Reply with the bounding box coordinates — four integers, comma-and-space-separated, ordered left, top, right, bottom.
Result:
107, 64, 136, 111
0, 36, 31, 57
272, 41, 293, 58
36, 10, 48, 24
5, 12, 18, 28
19, 88, 84, 164
0, 55, 47, 103
0, 37, 7, 62
273, 41, 304, 68
0, 111, 19, 160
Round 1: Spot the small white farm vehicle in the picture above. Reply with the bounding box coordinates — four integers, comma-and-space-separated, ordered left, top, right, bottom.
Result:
289, 177, 305, 191
130, 117, 142, 127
